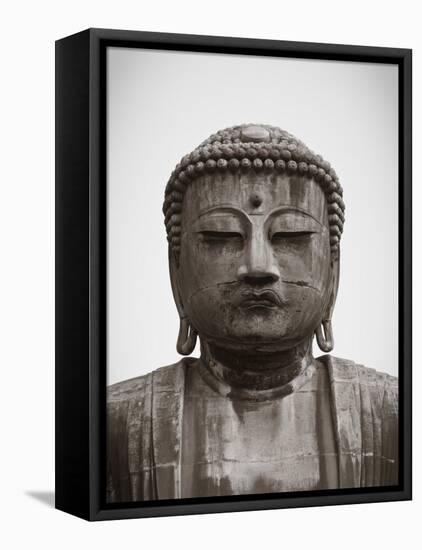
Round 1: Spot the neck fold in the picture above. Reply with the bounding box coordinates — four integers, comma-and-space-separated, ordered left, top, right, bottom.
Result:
198, 338, 316, 400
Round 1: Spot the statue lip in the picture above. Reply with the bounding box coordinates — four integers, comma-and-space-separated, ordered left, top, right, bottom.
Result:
235, 288, 283, 309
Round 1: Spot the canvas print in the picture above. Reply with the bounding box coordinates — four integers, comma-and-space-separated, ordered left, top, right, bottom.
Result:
105, 48, 399, 503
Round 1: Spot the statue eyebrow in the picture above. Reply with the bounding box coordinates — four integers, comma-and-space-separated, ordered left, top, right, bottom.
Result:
266, 206, 324, 227
193, 205, 251, 225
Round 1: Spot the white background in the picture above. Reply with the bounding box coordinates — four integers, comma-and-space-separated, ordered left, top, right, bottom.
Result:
0, 1, 419, 549
107, 47, 398, 385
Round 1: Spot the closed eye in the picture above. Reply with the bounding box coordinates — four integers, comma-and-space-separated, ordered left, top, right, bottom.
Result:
271, 231, 315, 242
199, 231, 243, 243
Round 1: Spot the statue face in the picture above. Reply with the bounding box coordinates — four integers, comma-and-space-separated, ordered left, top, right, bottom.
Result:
175, 172, 333, 353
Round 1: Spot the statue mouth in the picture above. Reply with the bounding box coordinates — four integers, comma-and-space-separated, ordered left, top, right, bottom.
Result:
235, 289, 284, 309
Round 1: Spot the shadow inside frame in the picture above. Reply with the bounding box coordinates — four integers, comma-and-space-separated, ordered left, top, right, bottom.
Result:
102, 484, 402, 511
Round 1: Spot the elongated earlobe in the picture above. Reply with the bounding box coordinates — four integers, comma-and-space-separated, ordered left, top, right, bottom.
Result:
315, 320, 334, 353
169, 247, 197, 355
177, 317, 197, 355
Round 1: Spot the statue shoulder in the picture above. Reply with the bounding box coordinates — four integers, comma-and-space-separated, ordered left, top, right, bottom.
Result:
318, 354, 398, 408
107, 371, 151, 404
318, 354, 398, 487
320, 353, 397, 382
107, 357, 193, 405
106, 358, 193, 501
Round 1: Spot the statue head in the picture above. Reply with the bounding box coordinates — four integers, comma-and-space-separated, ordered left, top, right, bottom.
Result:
163, 125, 345, 357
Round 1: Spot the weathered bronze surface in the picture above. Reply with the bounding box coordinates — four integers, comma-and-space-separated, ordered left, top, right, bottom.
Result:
107, 124, 398, 502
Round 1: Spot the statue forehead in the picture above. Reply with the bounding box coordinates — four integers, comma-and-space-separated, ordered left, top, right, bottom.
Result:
182, 173, 327, 223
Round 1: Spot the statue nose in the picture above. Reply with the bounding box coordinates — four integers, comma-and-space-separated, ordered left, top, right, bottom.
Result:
237, 269, 280, 285
237, 233, 280, 284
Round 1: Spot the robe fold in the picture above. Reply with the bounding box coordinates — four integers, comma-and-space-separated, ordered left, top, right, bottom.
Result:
106, 355, 398, 503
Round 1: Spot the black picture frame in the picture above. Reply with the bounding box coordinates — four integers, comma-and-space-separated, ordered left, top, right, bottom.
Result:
55, 28, 412, 521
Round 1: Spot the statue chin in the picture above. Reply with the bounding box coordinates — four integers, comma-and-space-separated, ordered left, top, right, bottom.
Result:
189, 311, 320, 355
183, 286, 327, 356
197, 328, 315, 357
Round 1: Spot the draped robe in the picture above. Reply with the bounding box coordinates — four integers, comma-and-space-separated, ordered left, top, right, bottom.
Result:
106, 355, 398, 503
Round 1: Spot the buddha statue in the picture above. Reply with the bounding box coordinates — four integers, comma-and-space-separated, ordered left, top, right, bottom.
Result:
107, 124, 398, 503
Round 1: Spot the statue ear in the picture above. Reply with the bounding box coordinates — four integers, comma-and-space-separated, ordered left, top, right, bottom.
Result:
168, 247, 185, 318
168, 246, 198, 355
324, 252, 340, 321
315, 252, 340, 353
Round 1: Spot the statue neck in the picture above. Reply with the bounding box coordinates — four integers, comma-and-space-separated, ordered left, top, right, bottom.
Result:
198, 338, 316, 400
